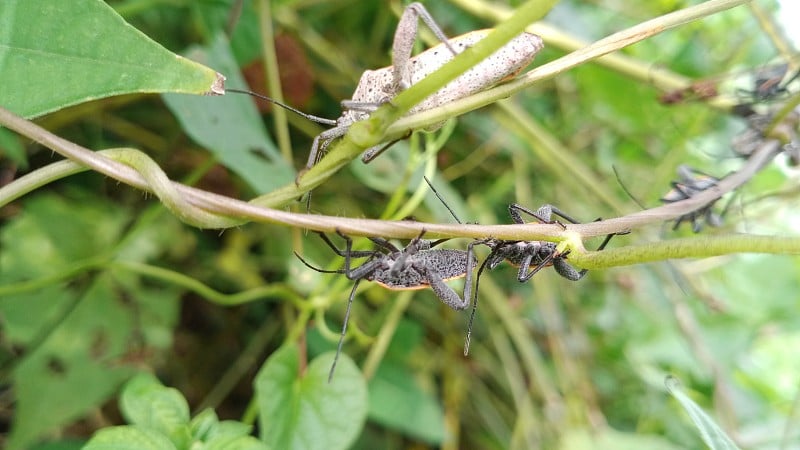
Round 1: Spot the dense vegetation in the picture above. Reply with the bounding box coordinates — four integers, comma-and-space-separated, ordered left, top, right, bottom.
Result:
1, 0, 798, 449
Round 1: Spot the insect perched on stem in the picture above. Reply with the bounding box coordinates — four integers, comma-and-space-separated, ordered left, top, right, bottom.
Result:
295, 230, 478, 381
295, 2, 544, 171
737, 63, 800, 104
660, 165, 727, 233
465, 204, 621, 354
226, 3, 542, 208
659, 79, 719, 105
424, 177, 623, 355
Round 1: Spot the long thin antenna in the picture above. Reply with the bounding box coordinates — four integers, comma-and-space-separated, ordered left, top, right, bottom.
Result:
423, 176, 462, 224
226, 88, 338, 126
612, 165, 647, 209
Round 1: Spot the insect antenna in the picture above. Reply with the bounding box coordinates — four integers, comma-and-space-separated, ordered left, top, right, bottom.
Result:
293, 251, 346, 274
612, 165, 647, 209
226, 88, 338, 126
423, 176, 463, 224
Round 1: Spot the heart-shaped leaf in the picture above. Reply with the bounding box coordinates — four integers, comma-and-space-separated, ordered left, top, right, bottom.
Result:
0, 0, 221, 118
254, 345, 368, 450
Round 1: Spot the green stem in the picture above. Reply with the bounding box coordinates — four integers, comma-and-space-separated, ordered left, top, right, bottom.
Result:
0, 255, 109, 296
361, 290, 414, 381
111, 261, 307, 307
1, 107, 795, 271
257, 0, 293, 164
571, 234, 800, 270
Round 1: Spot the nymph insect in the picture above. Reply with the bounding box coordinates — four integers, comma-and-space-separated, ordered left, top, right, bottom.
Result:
295, 230, 478, 381
465, 203, 619, 353
738, 63, 800, 104
660, 165, 726, 232
424, 177, 621, 354
659, 79, 719, 105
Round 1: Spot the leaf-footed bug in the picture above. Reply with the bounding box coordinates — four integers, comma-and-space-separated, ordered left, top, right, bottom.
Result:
225, 3, 542, 206
299, 2, 544, 171
424, 177, 622, 355
295, 230, 478, 381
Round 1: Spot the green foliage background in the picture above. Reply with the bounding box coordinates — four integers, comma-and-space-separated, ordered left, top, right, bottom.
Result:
1, 0, 799, 449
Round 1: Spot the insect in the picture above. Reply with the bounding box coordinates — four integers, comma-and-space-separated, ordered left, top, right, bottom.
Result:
730, 97, 800, 166
737, 63, 800, 104
301, 2, 544, 171
295, 229, 478, 381
660, 165, 726, 232
424, 178, 621, 354
465, 204, 620, 352
659, 79, 719, 105
656, 63, 799, 114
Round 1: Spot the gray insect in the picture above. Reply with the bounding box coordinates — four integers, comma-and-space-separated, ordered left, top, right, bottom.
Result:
296, 230, 478, 381
424, 177, 620, 354
466, 204, 619, 353
660, 165, 725, 233
737, 63, 800, 104
302, 2, 544, 170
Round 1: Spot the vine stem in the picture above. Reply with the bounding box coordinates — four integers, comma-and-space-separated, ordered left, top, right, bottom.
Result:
2, 104, 800, 269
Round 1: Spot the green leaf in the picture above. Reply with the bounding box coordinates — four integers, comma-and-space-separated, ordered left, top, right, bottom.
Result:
0, 127, 27, 168
1, 193, 181, 450
367, 362, 445, 445
7, 275, 138, 450
83, 425, 177, 450
736, 331, 800, 403
205, 435, 272, 450
120, 373, 192, 447
0, 0, 221, 118
29, 440, 86, 450
190, 409, 220, 442
162, 35, 294, 193
558, 427, 684, 450
190, 408, 257, 444
254, 345, 368, 450
665, 376, 741, 450
211, 421, 256, 441
0, 193, 129, 284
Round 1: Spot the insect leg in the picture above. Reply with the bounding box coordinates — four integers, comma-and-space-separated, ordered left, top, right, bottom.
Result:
294, 251, 346, 274
360, 138, 405, 163
317, 232, 380, 259
464, 242, 493, 356
421, 250, 473, 312
508, 203, 574, 230
329, 279, 362, 382
366, 236, 401, 253
304, 125, 351, 171
518, 248, 557, 282
551, 257, 587, 281
392, 2, 457, 90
